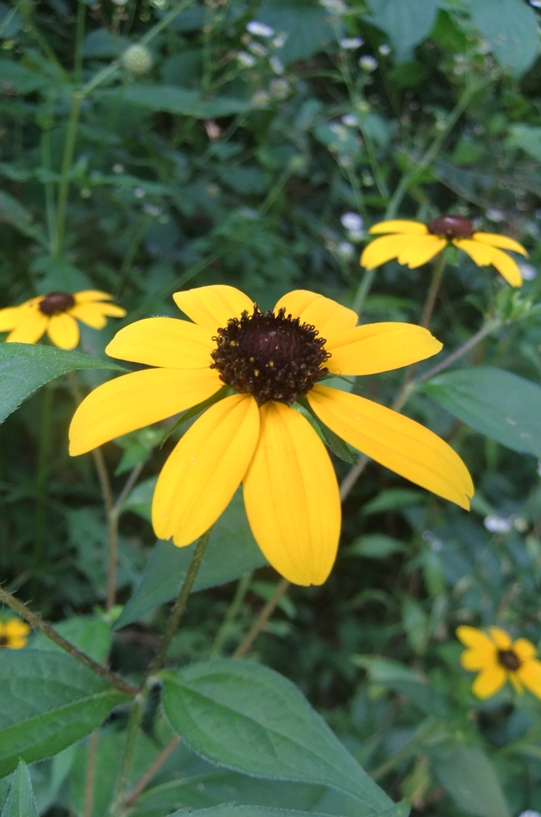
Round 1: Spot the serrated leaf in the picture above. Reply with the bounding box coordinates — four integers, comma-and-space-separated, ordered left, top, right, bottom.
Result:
423, 366, 541, 457
0, 651, 130, 777
123, 86, 248, 118
366, 0, 438, 62
0, 344, 126, 424
161, 659, 392, 810
468, 0, 539, 77
0, 761, 38, 817
434, 744, 511, 817
114, 491, 267, 629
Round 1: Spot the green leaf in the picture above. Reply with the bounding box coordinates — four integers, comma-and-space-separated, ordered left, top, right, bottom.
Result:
256, 3, 335, 65
361, 489, 424, 516
423, 366, 541, 457
347, 534, 406, 559
0, 344, 126, 425
365, 0, 438, 62
0, 191, 48, 247
0, 650, 130, 777
433, 744, 511, 817
161, 659, 393, 810
123, 86, 248, 118
507, 124, 541, 162
351, 657, 448, 717
114, 491, 267, 630
468, 0, 540, 77
170, 807, 409, 817
0, 761, 38, 817
31, 616, 112, 664
0, 59, 50, 95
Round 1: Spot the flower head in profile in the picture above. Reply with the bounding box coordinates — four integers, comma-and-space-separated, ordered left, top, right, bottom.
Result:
0, 618, 30, 649
360, 216, 528, 287
69, 285, 473, 586
457, 625, 541, 699
0, 290, 126, 350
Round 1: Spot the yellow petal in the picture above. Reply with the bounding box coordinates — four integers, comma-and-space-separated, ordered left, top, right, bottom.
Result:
460, 648, 496, 671
173, 285, 254, 331
47, 314, 80, 349
69, 367, 221, 455
243, 402, 341, 586
308, 386, 474, 509
274, 291, 358, 337
489, 627, 512, 649
91, 303, 126, 318
509, 672, 523, 694
4, 620, 30, 637
360, 234, 419, 270
69, 303, 107, 329
453, 238, 493, 266
0, 306, 27, 332
368, 220, 429, 235
517, 659, 541, 699
454, 239, 523, 287
152, 394, 259, 546
6, 309, 48, 344
472, 666, 507, 698
74, 290, 115, 302
397, 235, 446, 268
472, 232, 528, 256
513, 638, 537, 662
485, 247, 523, 287
106, 318, 214, 369
326, 322, 442, 376
6, 639, 27, 650
456, 625, 495, 651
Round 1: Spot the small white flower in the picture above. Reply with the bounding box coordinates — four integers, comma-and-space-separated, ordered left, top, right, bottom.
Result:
484, 514, 512, 534
518, 812, 541, 817
486, 209, 505, 223
270, 56, 285, 75
237, 51, 256, 68
112, 163, 124, 174
80, 188, 91, 198
320, 0, 347, 14
342, 113, 358, 127
336, 241, 355, 260
246, 21, 274, 37
519, 262, 537, 280
251, 90, 270, 107
271, 33, 288, 49
143, 203, 162, 217
537, 461, 541, 477
340, 37, 363, 50
341, 212, 363, 232
134, 187, 145, 199
378, 43, 391, 56
248, 41, 267, 57
359, 55, 378, 72
270, 78, 291, 99
530, 0, 541, 6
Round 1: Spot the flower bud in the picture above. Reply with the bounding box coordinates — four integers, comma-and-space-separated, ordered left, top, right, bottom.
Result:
122, 44, 153, 75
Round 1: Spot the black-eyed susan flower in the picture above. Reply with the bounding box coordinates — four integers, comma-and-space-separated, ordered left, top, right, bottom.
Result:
0, 290, 126, 350
69, 285, 473, 586
0, 618, 30, 649
360, 216, 528, 287
457, 625, 541, 699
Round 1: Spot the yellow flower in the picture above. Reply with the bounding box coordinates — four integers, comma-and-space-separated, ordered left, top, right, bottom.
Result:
360, 216, 528, 287
69, 285, 473, 586
0, 618, 31, 649
0, 290, 127, 350
457, 625, 541, 699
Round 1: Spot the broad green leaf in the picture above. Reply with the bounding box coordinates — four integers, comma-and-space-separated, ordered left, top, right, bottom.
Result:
123, 86, 248, 118
352, 657, 448, 717
468, 0, 539, 77
366, 0, 438, 62
0, 60, 50, 95
169, 808, 410, 817
161, 659, 393, 810
114, 491, 267, 630
361, 489, 424, 516
0, 191, 48, 246
31, 616, 112, 664
256, 3, 335, 65
434, 744, 511, 817
0, 761, 38, 817
348, 535, 406, 559
0, 344, 126, 425
507, 124, 541, 162
0, 650, 130, 777
423, 366, 541, 457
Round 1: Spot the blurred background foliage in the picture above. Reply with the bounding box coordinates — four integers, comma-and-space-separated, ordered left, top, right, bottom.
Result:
2, 0, 541, 813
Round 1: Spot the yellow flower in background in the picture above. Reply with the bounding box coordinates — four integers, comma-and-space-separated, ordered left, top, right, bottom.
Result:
0, 618, 30, 649
0, 290, 126, 350
457, 625, 541, 699
360, 216, 528, 287
69, 285, 473, 586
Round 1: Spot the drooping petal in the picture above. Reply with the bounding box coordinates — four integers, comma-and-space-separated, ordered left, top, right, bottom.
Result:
517, 659, 541, 699
152, 394, 259, 546
92, 302, 126, 317
489, 627, 512, 649
472, 232, 528, 256
6, 309, 48, 344
243, 401, 341, 586
453, 238, 493, 266
472, 665, 507, 698
0, 306, 27, 332
69, 367, 222, 455
397, 235, 446, 268
47, 314, 80, 349
368, 220, 429, 235
106, 318, 215, 369
274, 291, 358, 337
69, 303, 108, 329
74, 290, 115, 302
454, 239, 523, 287
325, 322, 442, 376
513, 638, 537, 662
360, 234, 419, 270
456, 625, 495, 652
308, 386, 473, 509
173, 285, 254, 331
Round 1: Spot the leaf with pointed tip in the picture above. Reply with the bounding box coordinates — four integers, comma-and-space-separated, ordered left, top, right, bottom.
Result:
0, 761, 38, 817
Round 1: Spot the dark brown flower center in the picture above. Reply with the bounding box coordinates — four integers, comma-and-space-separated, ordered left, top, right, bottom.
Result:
38, 292, 76, 316
210, 307, 330, 405
0, 636, 8, 648
427, 215, 474, 239
497, 649, 521, 671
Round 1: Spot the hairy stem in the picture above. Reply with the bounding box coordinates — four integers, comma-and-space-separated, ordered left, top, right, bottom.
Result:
124, 736, 180, 808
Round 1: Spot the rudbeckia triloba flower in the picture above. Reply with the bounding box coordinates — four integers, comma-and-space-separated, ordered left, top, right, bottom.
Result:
0, 618, 30, 649
457, 625, 541, 699
69, 285, 473, 586
360, 215, 528, 287
0, 290, 126, 350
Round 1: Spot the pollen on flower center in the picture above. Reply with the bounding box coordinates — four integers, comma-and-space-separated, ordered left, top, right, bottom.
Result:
38, 292, 76, 316
210, 307, 330, 405
427, 215, 474, 240
498, 648, 521, 671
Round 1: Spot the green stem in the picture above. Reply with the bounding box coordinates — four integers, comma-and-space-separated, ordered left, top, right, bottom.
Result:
233, 577, 290, 659
210, 572, 253, 658
112, 693, 146, 815
0, 584, 136, 695
420, 252, 446, 328
33, 381, 54, 577
144, 529, 211, 683
370, 720, 442, 782
83, 730, 99, 817
351, 267, 376, 317
54, 92, 82, 258
124, 736, 180, 808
